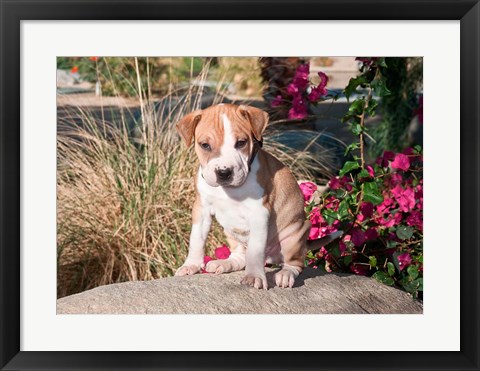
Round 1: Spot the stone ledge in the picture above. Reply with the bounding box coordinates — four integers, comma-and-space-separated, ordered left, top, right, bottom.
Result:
57, 268, 422, 314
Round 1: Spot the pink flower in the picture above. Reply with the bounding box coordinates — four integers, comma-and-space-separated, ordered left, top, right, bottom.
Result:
287, 83, 299, 96
307, 86, 325, 102
288, 96, 308, 119
309, 207, 322, 224
329, 176, 353, 191
214, 245, 231, 260
324, 196, 339, 210
294, 64, 310, 81
391, 185, 416, 212
308, 209, 339, 240
365, 228, 379, 241
351, 229, 366, 247
317, 71, 329, 90
391, 153, 410, 171
299, 182, 318, 202
271, 95, 283, 107
377, 197, 394, 215
307, 71, 329, 102
329, 177, 341, 190
397, 253, 412, 271
406, 210, 423, 231
355, 57, 378, 66
378, 211, 402, 228
309, 226, 321, 240
317, 246, 329, 259
367, 165, 375, 177
360, 202, 374, 218
376, 150, 395, 167
387, 173, 403, 187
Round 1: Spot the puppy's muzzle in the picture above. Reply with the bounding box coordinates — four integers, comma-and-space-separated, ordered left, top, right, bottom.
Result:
216, 167, 233, 184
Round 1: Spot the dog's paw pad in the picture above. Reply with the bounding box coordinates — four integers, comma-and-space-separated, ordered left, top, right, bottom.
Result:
241, 274, 268, 290
275, 269, 297, 288
175, 264, 201, 276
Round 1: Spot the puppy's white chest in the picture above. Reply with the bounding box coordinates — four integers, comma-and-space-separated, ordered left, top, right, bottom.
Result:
211, 199, 252, 243
196, 160, 267, 245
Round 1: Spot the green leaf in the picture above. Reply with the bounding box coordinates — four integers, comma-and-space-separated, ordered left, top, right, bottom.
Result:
358, 169, 371, 179
377, 57, 388, 68
337, 200, 350, 219
321, 208, 338, 226
343, 255, 353, 266
348, 99, 365, 116
371, 78, 391, 97
369, 256, 377, 268
396, 225, 414, 240
330, 244, 341, 258
414, 278, 423, 291
365, 98, 379, 117
402, 278, 423, 294
344, 142, 359, 156
407, 265, 419, 280
344, 75, 369, 99
372, 271, 395, 286
363, 181, 384, 205
339, 161, 360, 177
387, 262, 395, 276
387, 240, 399, 248
351, 123, 363, 135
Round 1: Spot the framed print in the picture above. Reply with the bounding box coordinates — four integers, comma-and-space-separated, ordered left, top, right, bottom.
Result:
1, 0, 479, 370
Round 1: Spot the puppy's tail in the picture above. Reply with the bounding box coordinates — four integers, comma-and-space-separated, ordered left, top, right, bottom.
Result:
306, 231, 343, 251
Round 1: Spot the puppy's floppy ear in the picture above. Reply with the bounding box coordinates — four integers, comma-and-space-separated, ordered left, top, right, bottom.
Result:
176, 110, 202, 146
237, 105, 269, 141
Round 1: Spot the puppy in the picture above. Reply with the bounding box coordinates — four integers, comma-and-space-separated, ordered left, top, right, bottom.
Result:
175, 103, 335, 289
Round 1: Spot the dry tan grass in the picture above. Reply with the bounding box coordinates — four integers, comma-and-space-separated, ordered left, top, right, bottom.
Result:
57, 59, 333, 298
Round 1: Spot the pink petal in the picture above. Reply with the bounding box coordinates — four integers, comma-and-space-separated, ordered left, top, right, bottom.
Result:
391, 153, 411, 171
214, 245, 231, 260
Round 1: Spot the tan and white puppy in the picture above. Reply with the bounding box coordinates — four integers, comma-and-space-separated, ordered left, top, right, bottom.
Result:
175, 103, 329, 289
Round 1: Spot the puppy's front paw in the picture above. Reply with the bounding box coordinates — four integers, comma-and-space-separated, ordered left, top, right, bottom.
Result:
274, 268, 297, 288
241, 273, 268, 290
175, 264, 202, 276
205, 259, 233, 274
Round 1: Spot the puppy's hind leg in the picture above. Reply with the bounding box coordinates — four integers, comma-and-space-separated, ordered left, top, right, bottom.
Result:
205, 236, 246, 274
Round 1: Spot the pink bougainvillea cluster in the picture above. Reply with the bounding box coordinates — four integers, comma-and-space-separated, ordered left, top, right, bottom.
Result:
201, 244, 231, 273
300, 146, 423, 297
271, 63, 329, 120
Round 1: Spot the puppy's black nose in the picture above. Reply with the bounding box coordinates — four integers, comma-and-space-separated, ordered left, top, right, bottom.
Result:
216, 167, 233, 182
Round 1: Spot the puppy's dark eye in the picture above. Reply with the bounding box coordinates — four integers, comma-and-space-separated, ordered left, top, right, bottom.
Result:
200, 142, 211, 151
235, 140, 248, 149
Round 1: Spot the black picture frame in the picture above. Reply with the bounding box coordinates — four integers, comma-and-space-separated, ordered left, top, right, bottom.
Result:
1, 1, 479, 370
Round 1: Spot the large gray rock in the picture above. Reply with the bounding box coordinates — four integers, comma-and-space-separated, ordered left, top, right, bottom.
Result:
57, 268, 422, 314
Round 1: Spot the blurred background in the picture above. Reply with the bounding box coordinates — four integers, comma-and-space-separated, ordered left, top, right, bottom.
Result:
56, 57, 423, 298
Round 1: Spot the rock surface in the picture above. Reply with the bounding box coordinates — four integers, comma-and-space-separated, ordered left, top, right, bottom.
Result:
57, 268, 422, 314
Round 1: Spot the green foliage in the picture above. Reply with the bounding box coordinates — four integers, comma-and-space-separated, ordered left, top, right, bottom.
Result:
57, 57, 209, 97
369, 57, 423, 157
303, 58, 423, 299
